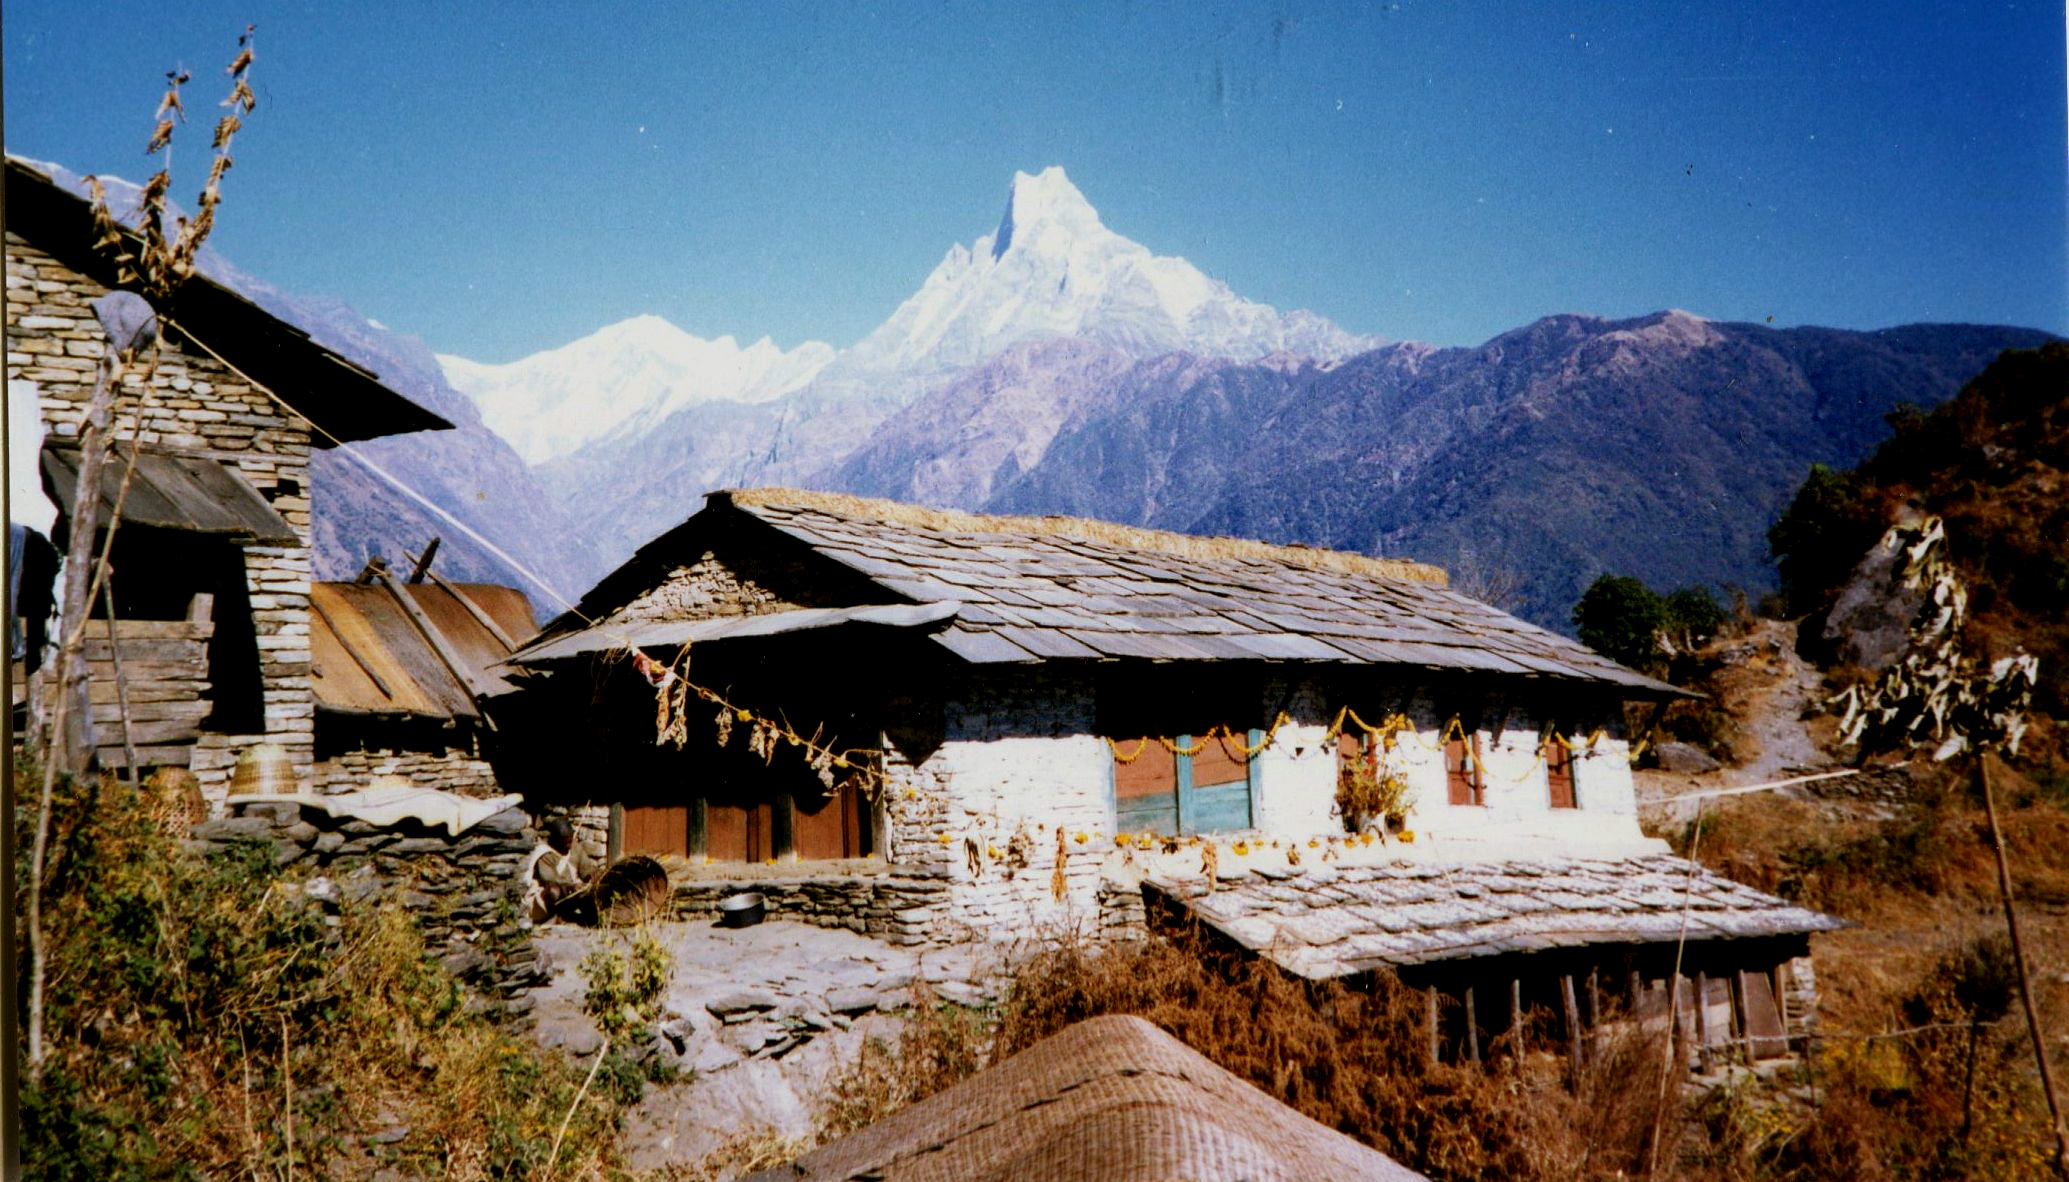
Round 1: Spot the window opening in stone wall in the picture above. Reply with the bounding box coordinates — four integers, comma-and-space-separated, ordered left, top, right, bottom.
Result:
1110, 731, 1256, 835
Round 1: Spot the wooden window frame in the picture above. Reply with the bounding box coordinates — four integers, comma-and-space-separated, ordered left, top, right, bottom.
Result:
1107, 729, 1264, 836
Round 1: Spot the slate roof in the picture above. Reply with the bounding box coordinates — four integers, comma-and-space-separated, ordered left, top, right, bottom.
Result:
1146, 856, 1845, 979
42, 442, 298, 545
6, 157, 452, 445
742, 1013, 1426, 1182
525, 489, 1682, 695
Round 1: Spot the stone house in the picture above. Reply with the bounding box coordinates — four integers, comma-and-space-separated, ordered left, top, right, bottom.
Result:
5, 156, 450, 798
501, 487, 1840, 1065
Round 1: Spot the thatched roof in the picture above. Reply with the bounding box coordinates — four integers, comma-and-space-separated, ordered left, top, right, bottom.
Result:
517, 489, 1684, 697
1147, 856, 1846, 979
743, 1013, 1425, 1182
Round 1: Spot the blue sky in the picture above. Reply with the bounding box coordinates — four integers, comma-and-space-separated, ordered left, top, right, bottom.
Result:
7, 2, 2064, 363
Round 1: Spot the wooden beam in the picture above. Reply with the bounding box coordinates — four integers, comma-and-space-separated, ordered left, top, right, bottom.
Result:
426, 569, 522, 653
1426, 988, 1440, 1064
407, 536, 440, 583
374, 570, 490, 723
308, 594, 394, 700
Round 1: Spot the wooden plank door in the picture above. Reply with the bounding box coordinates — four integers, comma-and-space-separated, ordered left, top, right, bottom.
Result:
622, 804, 688, 858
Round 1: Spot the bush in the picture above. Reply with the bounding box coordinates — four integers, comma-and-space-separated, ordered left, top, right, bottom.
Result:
16, 769, 631, 1180
1575, 574, 1668, 669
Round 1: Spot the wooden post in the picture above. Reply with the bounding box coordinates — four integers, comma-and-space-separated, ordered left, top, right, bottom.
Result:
606, 803, 625, 864
1980, 757, 2069, 1179
773, 791, 796, 861
1733, 971, 1757, 1067
686, 796, 708, 860
1694, 972, 1714, 1073
1464, 984, 1481, 1065
1426, 988, 1441, 1064
1561, 974, 1585, 1083
1629, 969, 1644, 1022
1511, 978, 1526, 1057
1587, 968, 1604, 1062
1771, 962, 1792, 1052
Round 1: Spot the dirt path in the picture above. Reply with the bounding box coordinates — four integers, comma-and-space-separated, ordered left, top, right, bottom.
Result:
1638, 619, 1842, 824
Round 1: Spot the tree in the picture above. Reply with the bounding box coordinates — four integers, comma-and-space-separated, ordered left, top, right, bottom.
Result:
1572, 574, 1666, 669
1768, 462, 1880, 618
1662, 585, 1725, 652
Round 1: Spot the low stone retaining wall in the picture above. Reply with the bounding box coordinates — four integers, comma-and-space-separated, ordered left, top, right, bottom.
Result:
312, 747, 502, 798
670, 874, 956, 946
188, 799, 548, 1003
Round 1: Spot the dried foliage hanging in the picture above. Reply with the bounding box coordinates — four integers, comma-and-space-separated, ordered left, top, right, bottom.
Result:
1831, 515, 2039, 760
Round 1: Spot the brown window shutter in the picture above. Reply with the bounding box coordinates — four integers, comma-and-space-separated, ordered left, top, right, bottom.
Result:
1446, 735, 1485, 806
1546, 739, 1578, 809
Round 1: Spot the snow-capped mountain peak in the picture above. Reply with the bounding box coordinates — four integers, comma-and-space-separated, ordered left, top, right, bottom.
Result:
835, 165, 1377, 377
438, 316, 832, 465
991, 166, 1105, 259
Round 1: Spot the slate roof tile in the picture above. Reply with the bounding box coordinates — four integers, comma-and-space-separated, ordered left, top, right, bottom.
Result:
1146, 855, 1844, 976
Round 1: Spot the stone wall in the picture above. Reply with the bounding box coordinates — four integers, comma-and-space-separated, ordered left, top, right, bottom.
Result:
669, 875, 954, 946
186, 797, 548, 1000
7, 233, 316, 801
313, 745, 502, 798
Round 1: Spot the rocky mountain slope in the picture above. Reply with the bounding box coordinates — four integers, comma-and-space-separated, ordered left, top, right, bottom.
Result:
858, 310, 2052, 625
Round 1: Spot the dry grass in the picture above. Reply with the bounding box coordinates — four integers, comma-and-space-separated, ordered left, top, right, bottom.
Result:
19, 770, 634, 1181
722, 486, 1450, 586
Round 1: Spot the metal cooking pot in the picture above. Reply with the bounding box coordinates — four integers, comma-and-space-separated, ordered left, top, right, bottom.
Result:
717, 891, 766, 928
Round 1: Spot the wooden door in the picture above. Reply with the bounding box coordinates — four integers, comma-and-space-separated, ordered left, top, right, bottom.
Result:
622, 804, 688, 858
704, 796, 773, 863
792, 783, 869, 860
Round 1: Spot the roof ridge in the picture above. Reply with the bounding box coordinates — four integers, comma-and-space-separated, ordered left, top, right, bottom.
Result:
718, 487, 1448, 587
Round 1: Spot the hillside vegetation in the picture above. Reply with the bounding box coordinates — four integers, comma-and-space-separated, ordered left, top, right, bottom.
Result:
1772, 341, 2069, 769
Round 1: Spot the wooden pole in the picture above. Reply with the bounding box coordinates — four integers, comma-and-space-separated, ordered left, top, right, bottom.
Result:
1562, 973, 1585, 1084
1980, 757, 2069, 1179
1588, 968, 1603, 1063
1511, 978, 1526, 1057
100, 576, 138, 782
1426, 988, 1441, 1064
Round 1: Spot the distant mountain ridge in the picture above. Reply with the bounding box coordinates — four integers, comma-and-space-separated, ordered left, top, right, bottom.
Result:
436, 166, 2055, 630
452, 166, 1377, 561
